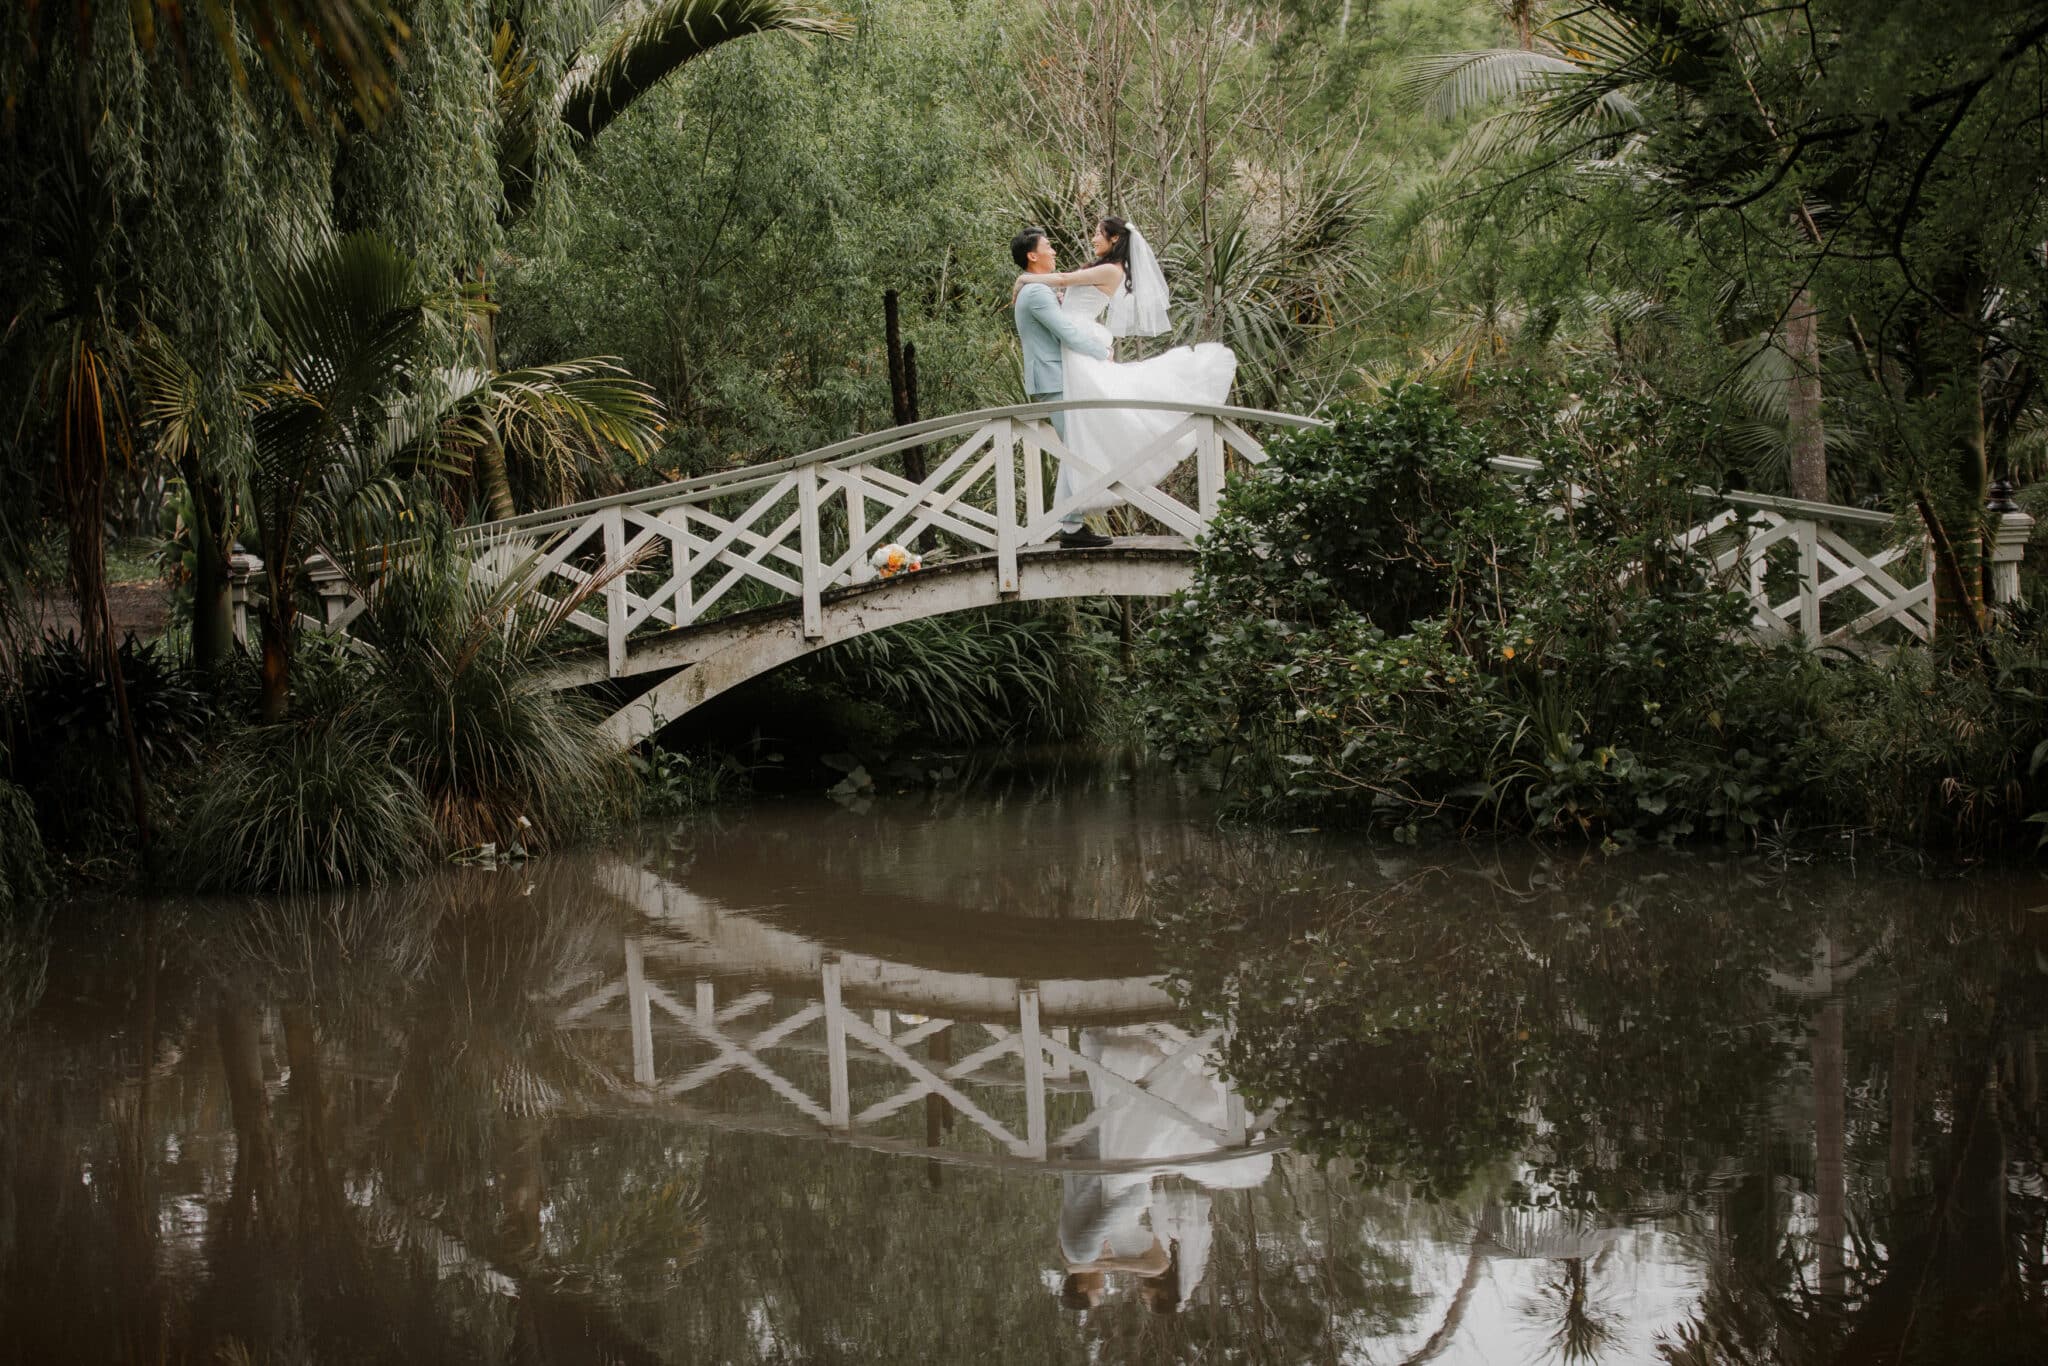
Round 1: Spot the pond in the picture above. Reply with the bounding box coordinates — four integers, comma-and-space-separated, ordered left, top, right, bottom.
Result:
3, 755, 2046, 1364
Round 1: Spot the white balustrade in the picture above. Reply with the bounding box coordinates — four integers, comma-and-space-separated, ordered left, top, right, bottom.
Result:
225, 401, 2033, 668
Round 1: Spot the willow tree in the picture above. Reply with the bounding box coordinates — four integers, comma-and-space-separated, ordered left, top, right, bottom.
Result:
3, 0, 846, 686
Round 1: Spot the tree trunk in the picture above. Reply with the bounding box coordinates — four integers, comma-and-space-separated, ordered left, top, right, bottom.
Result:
259, 608, 291, 722
217, 999, 280, 1229
902, 340, 926, 485
1890, 1029, 1918, 1200
1815, 960, 1846, 1299
1786, 288, 1827, 502
1919, 274, 1990, 639
180, 456, 235, 675
884, 288, 909, 428
478, 430, 518, 522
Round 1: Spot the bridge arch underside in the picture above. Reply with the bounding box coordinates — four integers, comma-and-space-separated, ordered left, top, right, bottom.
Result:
577, 538, 1195, 747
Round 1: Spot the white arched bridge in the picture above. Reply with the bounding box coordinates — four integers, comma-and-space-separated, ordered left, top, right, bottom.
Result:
232, 396, 2024, 747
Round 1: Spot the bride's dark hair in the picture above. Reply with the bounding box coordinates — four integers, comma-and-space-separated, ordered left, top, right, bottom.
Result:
1091, 217, 1134, 292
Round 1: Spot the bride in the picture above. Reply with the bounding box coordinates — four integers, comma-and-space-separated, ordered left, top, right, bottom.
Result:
1015, 217, 1236, 545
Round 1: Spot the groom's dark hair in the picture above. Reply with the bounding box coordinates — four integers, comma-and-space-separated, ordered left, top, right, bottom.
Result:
1011, 226, 1048, 271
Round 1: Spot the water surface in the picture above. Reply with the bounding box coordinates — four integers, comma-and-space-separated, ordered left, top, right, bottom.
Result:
4, 759, 2046, 1363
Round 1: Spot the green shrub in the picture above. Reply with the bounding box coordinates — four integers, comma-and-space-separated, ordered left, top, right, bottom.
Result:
1141, 381, 1829, 842
1805, 613, 2048, 856
806, 602, 1113, 745
633, 744, 745, 819
6, 632, 211, 851
170, 717, 435, 892
0, 776, 51, 912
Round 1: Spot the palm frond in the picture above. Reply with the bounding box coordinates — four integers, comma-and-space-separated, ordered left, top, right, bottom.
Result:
1400, 48, 1587, 121
560, 0, 854, 143
133, 325, 209, 466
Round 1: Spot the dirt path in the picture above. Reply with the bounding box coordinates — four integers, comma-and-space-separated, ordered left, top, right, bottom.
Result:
29, 580, 174, 643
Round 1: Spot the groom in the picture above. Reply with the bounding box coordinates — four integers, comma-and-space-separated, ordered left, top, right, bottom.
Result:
1011, 226, 1113, 549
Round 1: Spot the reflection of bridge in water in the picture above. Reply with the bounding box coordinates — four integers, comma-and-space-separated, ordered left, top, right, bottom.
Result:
562, 857, 1284, 1174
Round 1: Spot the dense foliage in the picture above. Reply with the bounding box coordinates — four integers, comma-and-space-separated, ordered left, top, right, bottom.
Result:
1143, 381, 1838, 842
6, 0, 2048, 897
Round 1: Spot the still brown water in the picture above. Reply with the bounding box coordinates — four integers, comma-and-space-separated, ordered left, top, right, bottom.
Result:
3, 755, 2047, 1364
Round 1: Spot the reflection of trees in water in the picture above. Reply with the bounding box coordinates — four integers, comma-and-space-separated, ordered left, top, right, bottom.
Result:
8, 812, 2048, 1364
1, 864, 702, 1364
1162, 841, 2048, 1365
1517, 1252, 1620, 1365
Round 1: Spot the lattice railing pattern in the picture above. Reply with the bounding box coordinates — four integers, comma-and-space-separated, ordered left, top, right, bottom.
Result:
558, 939, 1284, 1173
1673, 493, 1933, 647
269, 400, 1315, 676
229, 404, 1993, 665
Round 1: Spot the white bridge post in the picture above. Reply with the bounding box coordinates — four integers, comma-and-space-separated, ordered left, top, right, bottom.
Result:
799, 466, 824, 639
1796, 519, 1821, 641
603, 507, 628, 676
624, 936, 655, 1087
662, 505, 694, 627
846, 474, 871, 584
994, 418, 1019, 593
1196, 415, 1225, 519
1989, 481, 2035, 607
821, 956, 851, 1128
1018, 985, 1047, 1158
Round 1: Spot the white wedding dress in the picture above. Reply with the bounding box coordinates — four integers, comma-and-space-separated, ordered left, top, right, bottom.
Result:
1056, 284, 1236, 514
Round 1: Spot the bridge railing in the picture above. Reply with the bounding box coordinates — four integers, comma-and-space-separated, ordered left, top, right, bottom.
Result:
1490, 456, 2030, 648
228, 403, 2030, 667
374, 401, 1317, 675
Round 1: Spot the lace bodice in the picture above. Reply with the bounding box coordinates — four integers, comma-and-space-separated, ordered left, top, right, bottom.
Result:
1059, 284, 1114, 322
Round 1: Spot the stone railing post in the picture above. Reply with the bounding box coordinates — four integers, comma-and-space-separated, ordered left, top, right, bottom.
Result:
1987, 478, 2034, 607
228, 552, 262, 647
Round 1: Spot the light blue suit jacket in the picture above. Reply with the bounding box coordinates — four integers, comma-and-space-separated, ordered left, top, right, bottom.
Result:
1014, 282, 1110, 397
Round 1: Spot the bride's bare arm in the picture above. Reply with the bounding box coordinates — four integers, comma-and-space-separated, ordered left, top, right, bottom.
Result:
1012, 263, 1125, 297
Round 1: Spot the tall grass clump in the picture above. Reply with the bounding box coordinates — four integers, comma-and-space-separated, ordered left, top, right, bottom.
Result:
171, 716, 436, 891
334, 510, 634, 853
6, 633, 211, 853
0, 776, 51, 912
168, 506, 635, 891
1806, 616, 2048, 856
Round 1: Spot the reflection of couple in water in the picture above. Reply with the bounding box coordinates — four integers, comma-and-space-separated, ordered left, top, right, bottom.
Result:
1055, 1027, 1271, 1314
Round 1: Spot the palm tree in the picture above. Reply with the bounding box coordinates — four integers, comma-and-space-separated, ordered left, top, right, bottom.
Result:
245, 231, 662, 721
435, 356, 665, 523
246, 232, 449, 720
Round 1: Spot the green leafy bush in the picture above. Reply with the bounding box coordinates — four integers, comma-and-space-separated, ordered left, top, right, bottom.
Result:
1804, 611, 2048, 856
330, 515, 635, 854
0, 777, 50, 912
806, 602, 1113, 746
1141, 381, 1829, 842
6, 633, 212, 850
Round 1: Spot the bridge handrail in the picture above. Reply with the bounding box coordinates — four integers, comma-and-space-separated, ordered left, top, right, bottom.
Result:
1485, 454, 1901, 529
463, 399, 1327, 537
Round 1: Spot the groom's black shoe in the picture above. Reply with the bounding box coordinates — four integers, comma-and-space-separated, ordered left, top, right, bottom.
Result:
1056, 527, 1113, 550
